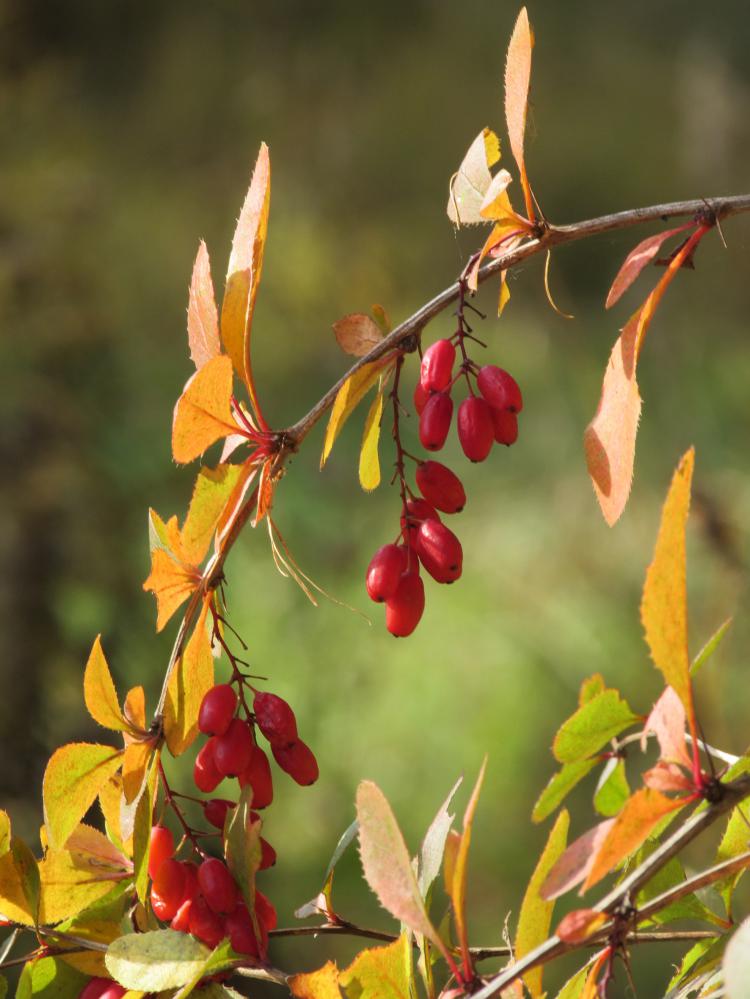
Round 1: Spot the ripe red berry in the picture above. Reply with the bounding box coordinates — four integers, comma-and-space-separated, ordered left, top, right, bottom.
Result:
385, 571, 425, 637
457, 396, 495, 462
253, 691, 298, 747
491, 408, 519, 445
151, 858, 187, 921
181, 861, 200, 902
419, 391, 453, 451
400, 498, 440, 545
476, 365, 523, 412
420, 338, 456, 393
255, 888, 278, 931
203, 798, 236, 831
365, 544, 408, 602
413, 381, 429, 415
238, 745, 274, 809
260, 837, 277, 870
415, 461, 466, 514
224, 904, 263, 957
194, 738, 223, 793
78, 979, 127, 999
198, 684, 238, 737
189, 895, 226, 948
213, 718, 254, 778
170, 898, 193, 933
272, 739, 319, 786
198, 857, 239, 914
414, 521, 463, 584
148, 824, 174, 880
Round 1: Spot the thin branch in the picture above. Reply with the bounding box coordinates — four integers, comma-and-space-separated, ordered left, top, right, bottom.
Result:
637, 849, 750, 923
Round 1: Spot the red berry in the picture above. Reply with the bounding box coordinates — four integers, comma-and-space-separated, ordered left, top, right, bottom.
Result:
259, 837, 277, 870
198, 684, 238, 737
419, 391, 453, 451
255, 888, 278, 931
253, 691, 298, 747
224, 904, 263, 957
400, 498, 441, 545
198, 857, 240, 914
151, 858, 187, 921
148, 824, 174, 880
189, 895, 226, 948
414, 521, 463, 584
78, 979, 127, 999
491, 408, 519, 446
420, 339, 456, 393
213, 718, 254, 778
203, 798, 236, 831
272, 739, 319, 786
170, 898, 193, 933
457, 396, 495, 462
365, 544, 408, 602
194, 738, 223, 793
385, 571, 425, 637
181, 861, 200, 902
413, 381, 429, 415
415, 461, 466, 514
238, 745, 274, 809
476, 365, 523, 412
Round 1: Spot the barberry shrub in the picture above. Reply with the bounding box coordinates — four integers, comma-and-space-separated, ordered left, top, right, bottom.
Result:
1, 8, 750, 999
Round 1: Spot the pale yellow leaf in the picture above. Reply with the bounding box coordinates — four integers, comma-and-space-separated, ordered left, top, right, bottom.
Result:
359, 388, 384, 492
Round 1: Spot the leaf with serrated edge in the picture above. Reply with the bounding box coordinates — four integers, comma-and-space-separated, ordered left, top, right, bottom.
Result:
38, 849, 128, 925
359, 388, 384, 493
321, 357, 394, 469
289, 961, 342, 999
171, 941, 235, 999
553, 689, 637, 764
188, 240, 221, 371
515, 809, 569, 998
181, 464, 244, 566
532, 758, 599, 824
172, 354, 237, 465
106, 929, 221, 992
419, 777, 461, 899
505, 7, 535, 220
333, 313, 384, 358
0, 850, 34, 925
43, 744, 124, 850
142, 548, 200, 633
447, 128, 501, 226
605, 224, 692, 309
541, 819, 615, 900
449, 758, 487, 970
340, 933, 412, 999
641, 448, 696, 738
83, 637, 129, 733
164, 603, 214, 757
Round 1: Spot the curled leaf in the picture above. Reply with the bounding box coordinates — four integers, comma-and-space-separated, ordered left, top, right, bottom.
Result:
556, 908, 607, 945
321, 356, 394, 469
447, 128, 501, 226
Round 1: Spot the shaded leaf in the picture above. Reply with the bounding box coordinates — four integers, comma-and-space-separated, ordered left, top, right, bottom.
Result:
532, 758, 599, 824
635, 849, 725, 928
10, 838, 40, 924
43, 744, 124, 850
224, 786, 262, 918
359, 388, 384, 492
333, 314, 384, 358
132, 756, 158, 904
691, 617, 732, 676
0, 849, 35, 925
504, 7, 535, 220
84, 637, 129, 733
181, 464, 244, 566
188, 240, 221, 370
171, 941, 235, 999
554, 957, 599, 999
724, 916, 750, 999
515, 809, 569, 998
98, 776, 127, 856
667, 937, 727, 995
289, 961, 342, 999
715, 803, 750, 917
172, 354, 237, 465
605, 224, 692, 309
164, 603, 214, 757
142, 548, 200, 633
321, 357, 394, 469
106, 929, 218, 991
447, 128, 501, 226
553, 689, 637, 764
370, 305, 391, 335
340, 934, 411, 999
556, 909, 607, 945
13, 957, 87, 999
418, 777, 461, 899
541, 819, 615, 900
593, 758, 630, 818
0, 812, 9, 858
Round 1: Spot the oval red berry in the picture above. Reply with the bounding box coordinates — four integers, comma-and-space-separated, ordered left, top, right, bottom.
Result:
198, 684, 238, 737
419, 392, 453, 451
415, 461, 466, 513
457, 396, 494, 462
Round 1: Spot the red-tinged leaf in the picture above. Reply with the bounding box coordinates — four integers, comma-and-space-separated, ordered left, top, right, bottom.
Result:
339, 934, 412, 999
581, 948, 611, 999
65, 823, 132, 871
505, 7, 535, 221
605, 224, 693, 309
164, 603, 214, 757
289, 961, 341, 999
356, 781, 445, 956
643, 761, 694, 793
540, 819, 615, 900
180, 463, 244, 565
641, 448, 696, 738
122, 739, 156, 804
515, 809, 569, 998
641, 686, 691, 768
123, 685, 147, 735
0, 849, 35, 925
448, 758, 487, 973
172, 354, 237, 465
532, 758, 599, 824
83, 636, 129, 733
552, 689, 637, 764
43, 743, 124, 850
321, 356, 395, 469
187, 240, 221, 370
253, 458, 275, 527
142, 547, 201, 633
333, 313, 384, 358
447, 128, 501, 226
221, 142, 271, 417
556, 908, 608, 945
582, 788, 686, 892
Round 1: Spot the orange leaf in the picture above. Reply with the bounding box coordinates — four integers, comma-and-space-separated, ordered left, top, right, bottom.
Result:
221, 142, 271, 418
187, 239, 221, 369
142, 547, 200, 633
541, 819, 615, 900
123, 686, 147, 735
288, 961, 341, 999
254, 459, 275, 527
505, 7, 535, 220
605, 224, 692, 309
449, 758, 487, 973
172, 354, 237, 465
556, 908, 608, 944
582, 788, 685, 892
581, 949, 611, 999
641, 448, 696, 738
122, 740, 155, 804
333, 313, 384, 358
163, 602, 214, 757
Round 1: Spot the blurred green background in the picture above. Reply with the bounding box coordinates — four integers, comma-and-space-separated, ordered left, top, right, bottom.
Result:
1, 0, 749, 994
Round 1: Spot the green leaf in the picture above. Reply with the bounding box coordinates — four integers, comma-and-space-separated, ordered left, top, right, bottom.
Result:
691, 617, 732, 675
106, 929, 221, 991
14, 957, 87, 999
532, 758, 599, 824
715, 802, 750, 917
172, 940, 235, 999
0, 974, 6, 999
668, 936, 727, 992
358, 388, 384, 492
553, 690, 637, 764
635, 848, 724, 928
593, 758, 630, 818
224, 786, 262, 914
340, 933, 412, 999
578, 673, 606, 706
180, 464, 244, 566
132, 756, 158, 904
11, 838, 40, 925
418, 777, 461, 899
553, 957, 597, 999
43, 743, 124, 850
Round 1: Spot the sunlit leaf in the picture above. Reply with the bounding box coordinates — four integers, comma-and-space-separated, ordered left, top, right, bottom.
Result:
359, 388, 384, 492
552, 689, 637, 764
57, 913, 125, 977
289, 961, 341, 999
541, 819, 615, 900
715, 803, 750, 917
188, 240, 221, 370
122, 740, 155, 804
171, 941, 235, 999
515, 809, 569, 997
447, 758, 486, 970
340, 933, 412, 999
132, 757, 158, 904
724, 916, 750, 999
504, 7, 535, 220
419, 777, 461, 899
43, 743, 124, 850
333, 313, 384, 358
691, 617, 732, 676
181, 464, 244, 566
667, 936, 727, 994
643, 762, 693, 794
556, 908, 607, 945
215, 461, 259, 543
172, 354, 237, 465
83, 638, 130, 737
9, 839, 39, 925
321, 357, 394, 469
142, 548, 201, 633
98, 776, 127, 856
635, 847, 726, 928
38, 845, 129, 924
0, 849, 35, 925
593, 758, 630, 818
642, 686, 691, 768
532, 758, 599, 824
123, 686, 146, 735
605, 224, 692, 309
164, 603, 214, 757
106, 929, 219, 992
14, 957, 87, 999
447, 128, 501, 226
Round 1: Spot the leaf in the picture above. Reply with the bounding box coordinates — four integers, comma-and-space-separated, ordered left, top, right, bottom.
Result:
122, 740, 155, 804
356, 781, 443, 953
340, 934, 412, 999
446, 128, 501, 226
321, 356, 394, 469
579, 674, 606, 706
187, 240, 221, 371
641, 448, 696, 737
43, 743, 124, 850
181, 464, 244, 566
83, 637, 129, 733
171, 941, 235, 999
642, 686, 691, 768
13, 956, 87, 999
221, 142, 271, 415
11, 838, 40, 924
552, 689, 637, 764
359, 388, 384, 493
553, 956, 599, 999
371, 305, 391, 335
289, 961, 342, 999
643, 762, 693, 794
593, 758, 630, 818
0, 849, 35, 924
38, 847, 128, 924
532, 758, 599, 824
0, 812, 9, 857
98, 776, 127, 856
605, 224, 692, 309
172, 354, 237, 465
123, 686, 146, 735
164, 603, 214, 757
333, 314, 384, 358
447, 758, 486, 970
224, 786, 262, 918
418, 777, 461, 899
691, 617, 732, 676
668, 937, 727, 994
106, 929, 219, 991
715, 803, 750, 917
556, 909, 607, 945
515, 809, 569, 998
582, 788, 686, 892
724, 916, 750, 999
142, 548, 200, 633
504, 7, 535, 220
132, 755, 158, 904
635, 849, 725, 928
541, 819, 615, 900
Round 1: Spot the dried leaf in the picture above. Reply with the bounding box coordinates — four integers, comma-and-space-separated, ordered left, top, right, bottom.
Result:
418, 777, 461, 899
340, 934, 412, 999
43, 743, 124, 850
552, 689, 637, 764
556, 909, 607, 945
605, 225, 692, 309
142, 548, 201, 633
447, 128, 501, 226
188, 240, 221, 370
164, 603, 214, 757
359, 388, 384, 492
289, 961, 342, 999
505, 7, 535, 220
541, 819, 615, 900
333, 314, 384, 358
321, 357, 394, 469
532, 758, 599, 824
83, 637, 129, 733
172, 354, 237, 465
479, 169, 515, 220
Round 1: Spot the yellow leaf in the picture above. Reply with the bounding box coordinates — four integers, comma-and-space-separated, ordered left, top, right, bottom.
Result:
172, 354, 237, 465
180, 463, 244, 565
443, 827, 460, 899
479, 169, 514, 220
447, 128, 501, 226
505, 7, 535, 220
164, 603, 214, 757
340, 934, 412, 999
321, 357, 393, 469
59, 918, 122, 976
123, 686, 146, 735
43, 743, 124, 850
0, 810, 10, 857
38, 847, 130, 924
122, 740, 156, 804
640, 448, 696, 737
0, 850, 35, 925
289, 960, 341, 999
359, 388, 384, 492
187, 240, 221, 370
449, 758, 486, 969
142, 548, 200, 633
515, 809, 569, 997
99, 776, 127, 856
215, 461, 259, 543
84, 637, 128, 733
